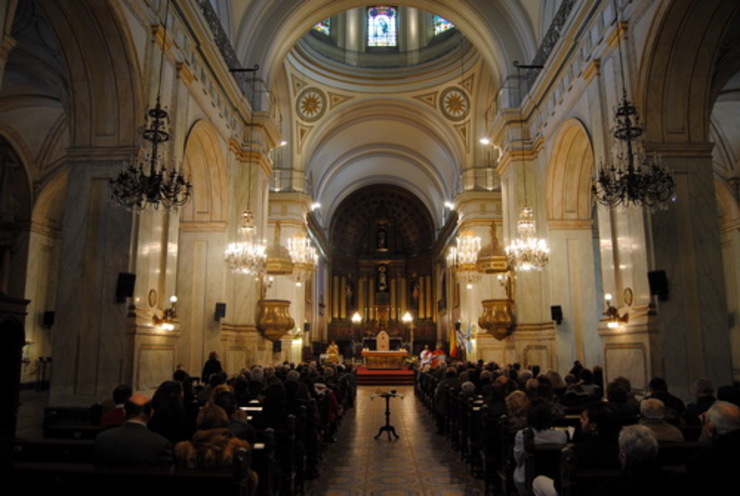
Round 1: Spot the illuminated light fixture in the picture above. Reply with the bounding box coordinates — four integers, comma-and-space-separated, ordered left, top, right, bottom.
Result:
351, 312, 362, 324
447, 231, 481, 285
287, 233, 318, 285
153, 295, 178, 330
310, 202, 321, 211
224, 65, 267, 277
444, 201, 455, 210
279, 140, 288, 147
225, 210, 267, 275
505, 61, 550, 272
591, 18, 675, 210
109, 0, 191, 211
479, 137, 491, 145
603, 293, 628, 329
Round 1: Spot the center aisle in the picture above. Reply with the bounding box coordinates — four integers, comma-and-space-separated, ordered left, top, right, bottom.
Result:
305, 385, 485, 495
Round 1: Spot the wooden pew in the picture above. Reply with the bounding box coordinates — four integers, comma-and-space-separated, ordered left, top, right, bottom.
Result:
10, 448, 254, 496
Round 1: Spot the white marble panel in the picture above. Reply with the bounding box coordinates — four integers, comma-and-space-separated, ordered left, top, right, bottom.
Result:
137, 345, 175, 392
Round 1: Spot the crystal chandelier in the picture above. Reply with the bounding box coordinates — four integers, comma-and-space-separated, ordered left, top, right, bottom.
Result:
447, 231, 482, 286
505, 207, 550, 271
505, 62, 550, 272
109, 1, 191, 211
287, 234, 318, 285
592, 22, 675, 209
225, 65, 267, 277
225, 210, 267, 275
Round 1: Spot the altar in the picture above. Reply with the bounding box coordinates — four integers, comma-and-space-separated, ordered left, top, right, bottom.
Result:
361, 350, 408, 370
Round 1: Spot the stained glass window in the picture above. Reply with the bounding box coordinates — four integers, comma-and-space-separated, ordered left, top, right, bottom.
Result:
367, 6, 397, 47
313, 18, 331, 36
433, 16, 454, 36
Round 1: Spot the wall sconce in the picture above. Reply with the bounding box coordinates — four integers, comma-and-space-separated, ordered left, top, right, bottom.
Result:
603, 293, 628, 329
153, 295, 178, 330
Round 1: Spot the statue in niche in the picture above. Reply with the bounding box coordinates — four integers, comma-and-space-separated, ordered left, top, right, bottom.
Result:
377, 265, 388, 292
376, 227, 387, 250
411, 280, 420, 309
345, 281, 354, 309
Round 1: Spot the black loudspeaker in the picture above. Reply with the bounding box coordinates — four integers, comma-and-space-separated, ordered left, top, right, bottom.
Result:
272, 340, 282, 352
550, 305, 563, 325
42, 311, 55, 328
116, 272, 136, 302
648, 270, 669, 301
214, 302, 227, 321
455, 322, 461, 331
303, 322, 310, 333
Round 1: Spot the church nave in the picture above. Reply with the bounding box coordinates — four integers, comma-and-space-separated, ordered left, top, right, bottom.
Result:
306, 385, 484, 496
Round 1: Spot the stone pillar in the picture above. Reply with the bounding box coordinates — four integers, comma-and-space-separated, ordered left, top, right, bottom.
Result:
647, 150, 732, 394
51, 158, 134, 405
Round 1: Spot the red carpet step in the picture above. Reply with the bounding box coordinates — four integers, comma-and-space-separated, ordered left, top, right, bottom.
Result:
355, 366, 416, 385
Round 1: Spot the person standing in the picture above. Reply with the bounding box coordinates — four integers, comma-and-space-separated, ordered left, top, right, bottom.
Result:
201, 351, 223, 382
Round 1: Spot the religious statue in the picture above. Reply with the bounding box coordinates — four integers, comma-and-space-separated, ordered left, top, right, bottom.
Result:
377, 227, 387, 250
377, 265, 388, 292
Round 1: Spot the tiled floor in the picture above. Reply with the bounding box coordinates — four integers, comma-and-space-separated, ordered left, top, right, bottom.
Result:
306, 385, 485, 496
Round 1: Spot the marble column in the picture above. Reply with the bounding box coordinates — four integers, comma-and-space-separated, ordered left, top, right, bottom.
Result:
646, 151, 732, 395
51, 158, 134, 406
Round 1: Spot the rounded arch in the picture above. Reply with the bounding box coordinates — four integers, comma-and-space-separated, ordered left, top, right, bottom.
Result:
546, 119, 594, 221
181, 120, 229, 223
37, 0, 142, 148
640, 1, 740, 144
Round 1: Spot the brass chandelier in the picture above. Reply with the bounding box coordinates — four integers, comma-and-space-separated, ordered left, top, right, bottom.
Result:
109, 0, 191, 211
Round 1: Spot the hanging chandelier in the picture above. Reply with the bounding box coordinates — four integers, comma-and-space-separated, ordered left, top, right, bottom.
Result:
447, 231, 481, 286
505, 61, 550, 272
224, 210, 267, 275
287, 234, 318, 285
505, 207, 550, 271
109, 1, 191, 211
225, 64, 266, 277
592, 21, 675, 209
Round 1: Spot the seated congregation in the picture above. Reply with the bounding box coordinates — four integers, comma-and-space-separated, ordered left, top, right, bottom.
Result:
10, 360, 358, 496
416, 359, 740, 496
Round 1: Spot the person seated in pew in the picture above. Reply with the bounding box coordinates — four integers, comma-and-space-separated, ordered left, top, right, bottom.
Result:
513, 398, 568, 495
93, 393, 172, 466
100, 384, 132, 427
593, 424, 682, 496
174, 402, 259, 496
686, 400, 740, 494
638, 398, 684, 442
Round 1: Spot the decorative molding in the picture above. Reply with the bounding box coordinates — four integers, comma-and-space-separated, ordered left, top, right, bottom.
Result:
179, 221, 228, 232
328, 92, 352, 110
413, 91, 438, 108
547, 219, 593, 230
582, 58, 601, 82
176, 61, 195, 85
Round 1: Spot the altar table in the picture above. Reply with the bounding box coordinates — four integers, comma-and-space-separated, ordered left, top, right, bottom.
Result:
361, 350, 408, 370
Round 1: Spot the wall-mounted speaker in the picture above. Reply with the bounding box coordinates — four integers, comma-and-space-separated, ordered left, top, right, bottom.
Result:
648, 270, 669, 301
42, 311, 55, 328
214, 302, 227, 321
303, 322, 310, 333
454, 322, 461, 331
272, 340, 282, 353
550, 305, 563, 325
116, 273, 136, 302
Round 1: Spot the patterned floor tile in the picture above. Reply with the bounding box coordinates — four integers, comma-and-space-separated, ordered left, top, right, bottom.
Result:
305, 385, 485, 495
